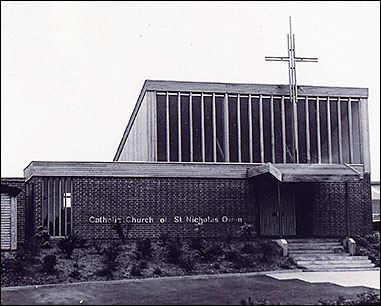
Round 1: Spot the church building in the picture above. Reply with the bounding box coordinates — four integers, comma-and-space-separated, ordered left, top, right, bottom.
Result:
1, 79, 373, 247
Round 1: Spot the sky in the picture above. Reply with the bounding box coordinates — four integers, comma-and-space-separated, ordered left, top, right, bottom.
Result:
1, 1, 380, 180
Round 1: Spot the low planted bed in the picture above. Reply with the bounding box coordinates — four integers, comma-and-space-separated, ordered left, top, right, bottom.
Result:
1, 225, 297, 287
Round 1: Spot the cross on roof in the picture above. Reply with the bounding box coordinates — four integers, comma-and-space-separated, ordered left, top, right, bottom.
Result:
265, 17, 318, 163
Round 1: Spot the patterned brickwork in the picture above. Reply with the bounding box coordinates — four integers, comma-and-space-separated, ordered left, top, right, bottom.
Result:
1, 178, 26, 243
22, 174, 373, 240
312, 174, 373, 237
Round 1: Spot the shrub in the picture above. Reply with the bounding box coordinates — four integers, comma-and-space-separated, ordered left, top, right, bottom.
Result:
180, 256, 195, 273
34, 226, 51, 248
153, 267, 162, 275
102, 243, 120, 269
68, 269, 81, 278
353, 233, 380, 267
241, 242, 257, 254
239, 223, 256, 241
92, 241, 105, 255
130, 263, 143, 277
158, 232, 171, 246
318, 290, 380, 305
112, 222, 130, 243
201, 242, 224, 261
167, 238, 183, 264
257, 240, 279, 263
189, 236, 206, 252
41, 255, 57, 273
94, 267, 112, 277
57, 235, 81, 259
1, 258, 26, 274
134, 238, 154, 260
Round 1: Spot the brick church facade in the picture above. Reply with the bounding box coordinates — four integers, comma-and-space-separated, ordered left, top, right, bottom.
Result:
1, 80, 373, 247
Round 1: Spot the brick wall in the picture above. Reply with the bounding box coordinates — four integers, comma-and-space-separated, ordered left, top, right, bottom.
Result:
24, 175, 373, 240
312, 174, 373, 237
1, 178, 26, 244
72, 177, 256, 240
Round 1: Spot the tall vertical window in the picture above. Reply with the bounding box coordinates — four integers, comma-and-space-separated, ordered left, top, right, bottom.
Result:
215, 95, 225, 162
204, 95, 214, 162
156, 94, 167, 161
42, 177, 72, 236
169, 94, 179, 161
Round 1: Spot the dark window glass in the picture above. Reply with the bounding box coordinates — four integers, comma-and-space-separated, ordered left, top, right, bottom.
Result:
251, 97, 261, 162
215, 96, 225, 162
263, 97, 272, 162
297, 98, 307, 163
228, 96, 238, 162
42, 177, 72, 237
204, 95, 214, 162
180, 95, 190, 162
330, 99, 340, 164
351, 101, 361, 163
192, 95, 202, 162
285, 98, 294, 163
319, 99, 329, 163
169, 95, 179, 161
273, 97, 283, 163
156, 94, 167, 161
340, 101, 351, 163
308, 99, 318, 163
240, 97, 250, 163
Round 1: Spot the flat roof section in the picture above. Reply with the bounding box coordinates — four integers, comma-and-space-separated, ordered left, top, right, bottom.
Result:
25, 161, 363, 182
247, 163, 361, 182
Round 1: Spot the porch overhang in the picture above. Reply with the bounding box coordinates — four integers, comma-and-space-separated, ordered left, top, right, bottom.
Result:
247, 163, 361, 182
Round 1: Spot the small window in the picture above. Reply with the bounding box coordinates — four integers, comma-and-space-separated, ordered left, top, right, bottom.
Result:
63, 193, 72, 208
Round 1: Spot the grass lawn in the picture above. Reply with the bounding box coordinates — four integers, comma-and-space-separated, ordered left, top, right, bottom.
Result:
1, 273, 378, 305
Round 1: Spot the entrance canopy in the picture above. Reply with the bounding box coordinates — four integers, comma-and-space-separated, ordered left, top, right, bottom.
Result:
247, 163, 361, 182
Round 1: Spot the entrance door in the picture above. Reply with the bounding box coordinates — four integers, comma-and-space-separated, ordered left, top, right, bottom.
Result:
259, 183, 296, 237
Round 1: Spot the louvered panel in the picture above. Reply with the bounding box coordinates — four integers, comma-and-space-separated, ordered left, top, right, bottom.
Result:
1, 193, 11, 250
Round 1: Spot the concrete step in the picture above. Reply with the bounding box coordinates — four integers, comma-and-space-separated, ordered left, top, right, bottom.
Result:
287, 238, 340, 243
296, 260, 373, 267
293, 255, 370, 261
288, 242, 341, 247
301, 266, 378, 272
289, 249, 345, 255
299, 264, 374, 271
288, 245, 343, 251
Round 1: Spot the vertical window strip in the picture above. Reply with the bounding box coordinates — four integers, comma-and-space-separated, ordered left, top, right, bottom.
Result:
224, 93, 230, 162
166, 92, 170, 162
281, 96, 287, 163
63, 177, 68, 236
327, 98, 332, 164
248, 94, 253, 163
337, 98, 343, 164
305, 97, 310, 163
70, 178, 73, 235
177, 92, 182, 162
316, 98, 321, 164
293, 98, 299, 164
59, 178, 62, 236
212, 93, 217, 162
237, 94, 242, 163
270, 95, 275, 163
348, 98, 353, 163
201, 93, 205, 162
259, 95, 264, 163
189, 93, 193, 162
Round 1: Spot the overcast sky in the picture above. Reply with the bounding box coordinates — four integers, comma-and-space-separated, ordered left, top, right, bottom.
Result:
1, 1, 380, 180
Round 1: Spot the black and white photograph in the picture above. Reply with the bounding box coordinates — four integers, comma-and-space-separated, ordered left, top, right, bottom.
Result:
1, 1, 380, 305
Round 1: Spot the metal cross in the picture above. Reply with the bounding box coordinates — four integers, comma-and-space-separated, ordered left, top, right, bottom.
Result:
265, 16, 318, 163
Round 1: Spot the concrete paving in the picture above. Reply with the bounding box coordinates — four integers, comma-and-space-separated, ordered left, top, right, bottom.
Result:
267, 270, 381, 289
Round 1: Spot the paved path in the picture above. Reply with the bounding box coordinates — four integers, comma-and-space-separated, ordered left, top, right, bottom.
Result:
267, 270, 380, 289
1, 270, 379, 305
